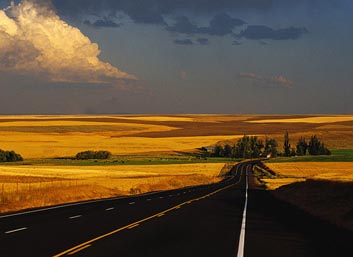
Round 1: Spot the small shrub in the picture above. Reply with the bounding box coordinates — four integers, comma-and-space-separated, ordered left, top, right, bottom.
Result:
0, 149, 23, 162
75, 150, 112, 160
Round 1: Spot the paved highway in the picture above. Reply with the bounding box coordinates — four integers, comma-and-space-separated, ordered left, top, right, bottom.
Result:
1, 161, 353, 257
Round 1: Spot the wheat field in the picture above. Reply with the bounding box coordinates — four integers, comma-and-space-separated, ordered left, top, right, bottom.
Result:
263, 162, 353, 189
0, 163, 224, 213
0, 114, 352, 158
0, 114, 353, 213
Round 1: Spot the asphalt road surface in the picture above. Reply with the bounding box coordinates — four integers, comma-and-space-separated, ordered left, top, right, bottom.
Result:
1, 161, 353, 257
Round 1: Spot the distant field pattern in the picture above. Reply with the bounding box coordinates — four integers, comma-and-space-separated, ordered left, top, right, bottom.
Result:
0, 114, 352, 158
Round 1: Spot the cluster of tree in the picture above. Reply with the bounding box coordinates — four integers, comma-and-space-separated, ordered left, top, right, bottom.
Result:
75, 150, 112, 160
211, 135, 278, 159
207, 132, 331, 159
289, 134, 330, 156
0, 149, 23, 162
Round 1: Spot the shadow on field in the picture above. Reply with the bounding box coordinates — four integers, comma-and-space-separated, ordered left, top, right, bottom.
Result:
274, 179, 353, 232
248, 187, 353, 257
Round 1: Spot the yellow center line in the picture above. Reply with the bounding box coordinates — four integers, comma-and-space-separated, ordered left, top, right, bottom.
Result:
127, 224, 140, 230
67, 244, 91, 256
52, 166, 243, 257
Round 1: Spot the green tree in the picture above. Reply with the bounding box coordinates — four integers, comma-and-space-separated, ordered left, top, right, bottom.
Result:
76, 150, 112, 160
308, 135, 331, 156
308, 135, 321, 155
223, 144, 233, 158
264, 137, 278, 157
296, 137, 307, 156
319, 143, 331, 155
283, 131, 291, 157
233, 135, 268, 159
0, 149, 23, 162
213, 145, 223, 157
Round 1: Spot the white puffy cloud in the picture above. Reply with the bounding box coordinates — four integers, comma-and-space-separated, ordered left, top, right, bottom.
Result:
0, 0, 136, 85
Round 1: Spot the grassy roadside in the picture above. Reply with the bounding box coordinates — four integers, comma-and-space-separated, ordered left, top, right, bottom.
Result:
0, 155, 239, 166
265, 149, 353, 163
1, 148, 352, 167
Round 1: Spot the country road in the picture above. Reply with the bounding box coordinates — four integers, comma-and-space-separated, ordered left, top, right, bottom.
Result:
1, 161, 353, 257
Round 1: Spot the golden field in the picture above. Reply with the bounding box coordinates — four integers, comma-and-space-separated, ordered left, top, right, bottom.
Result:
0, 163, 224, 213
248, 116, 353, 124
0, 114, 353, 214
263, 162, 353, 190
0, 114, 352, 158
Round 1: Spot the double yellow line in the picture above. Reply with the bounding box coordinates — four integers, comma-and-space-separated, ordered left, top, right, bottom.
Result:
53, 167, 243, 257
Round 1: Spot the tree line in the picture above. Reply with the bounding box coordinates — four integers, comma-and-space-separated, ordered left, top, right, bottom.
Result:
75, 150, 112, 160
0, 149, 23, 162
208, 132, 331, 158
283, 132, 331, 157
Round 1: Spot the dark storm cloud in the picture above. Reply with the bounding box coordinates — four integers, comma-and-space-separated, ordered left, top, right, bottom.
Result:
51, 0, 273, 21
197, 38, 209, 45
202, 13, 245, 36
84, 18, 121, 28
166, 16, 199, 34
167, 13, 245, 37
50, 0, 345, 21
174, 39, 193, 45
49, 0, 310, 43
238, 25, 308, 40
52, 0, 168, 25
232, 40, 242, 46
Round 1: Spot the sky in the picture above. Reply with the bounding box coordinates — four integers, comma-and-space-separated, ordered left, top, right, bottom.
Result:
0, 0, 352, 114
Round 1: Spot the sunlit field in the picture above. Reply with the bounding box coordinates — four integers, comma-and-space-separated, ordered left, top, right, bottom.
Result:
0, 114, 352, 159
263, 162, 353, 190
1, 114, 353, 213
0, 132, 239, 159
0, 163, 224, 213
247, 116, 353, 124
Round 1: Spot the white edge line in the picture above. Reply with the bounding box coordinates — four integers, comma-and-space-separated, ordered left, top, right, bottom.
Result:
105, 207, 115, 211
0, 190, 163, 219
5, 227, 28, 234
236, 164, 249, 257
69, 215, 82, 219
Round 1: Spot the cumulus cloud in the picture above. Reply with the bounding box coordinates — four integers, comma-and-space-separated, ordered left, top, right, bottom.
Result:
238, 73, 294, 88
238, 25, 308, 40
0, 0, 136, 85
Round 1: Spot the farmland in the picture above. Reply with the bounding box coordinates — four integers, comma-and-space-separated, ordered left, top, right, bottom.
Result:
0, 114, 352, 159
263, 162, 353, 190
0, 114, 353, 213
0, 163, 224, 213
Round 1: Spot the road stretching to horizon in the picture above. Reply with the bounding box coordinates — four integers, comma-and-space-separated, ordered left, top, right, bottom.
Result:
1, 161, 353, 257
